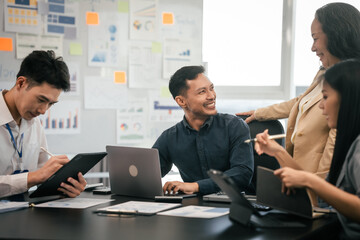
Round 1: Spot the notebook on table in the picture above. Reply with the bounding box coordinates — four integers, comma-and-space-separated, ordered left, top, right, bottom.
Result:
106, 145, 196, 201
256, 166, 332, 219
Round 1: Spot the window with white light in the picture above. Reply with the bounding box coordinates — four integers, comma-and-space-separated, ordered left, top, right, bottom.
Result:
203, 0, 283, 87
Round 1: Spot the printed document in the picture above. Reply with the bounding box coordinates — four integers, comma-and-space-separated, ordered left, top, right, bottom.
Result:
157, 205, 229, 218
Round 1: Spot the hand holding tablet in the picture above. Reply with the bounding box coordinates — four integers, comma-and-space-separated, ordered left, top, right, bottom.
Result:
29, 152, 107, 198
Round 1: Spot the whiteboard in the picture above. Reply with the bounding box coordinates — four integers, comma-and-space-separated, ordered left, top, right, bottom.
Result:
0, 0, 203, 155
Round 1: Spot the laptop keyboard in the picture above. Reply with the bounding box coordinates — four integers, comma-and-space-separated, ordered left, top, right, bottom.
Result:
164, 192, 185, 196
211, 192, 271, 211
251, 202, 271, 211
155, 192, 197, 202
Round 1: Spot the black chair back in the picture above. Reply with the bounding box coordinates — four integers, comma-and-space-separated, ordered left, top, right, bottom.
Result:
238, 115, 285, 195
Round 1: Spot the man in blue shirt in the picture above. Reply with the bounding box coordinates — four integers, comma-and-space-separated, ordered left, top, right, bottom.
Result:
152, 66, 253, 195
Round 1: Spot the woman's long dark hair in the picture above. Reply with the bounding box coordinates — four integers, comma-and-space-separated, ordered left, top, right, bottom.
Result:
325, 59, 360, 185
316, 2, 360, 60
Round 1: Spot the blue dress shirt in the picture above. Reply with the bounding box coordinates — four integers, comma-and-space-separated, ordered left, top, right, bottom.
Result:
152, 113, 254, 194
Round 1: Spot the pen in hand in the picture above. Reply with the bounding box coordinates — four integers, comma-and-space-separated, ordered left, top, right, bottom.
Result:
40, 147, 54, 157
244, 133, 286, 143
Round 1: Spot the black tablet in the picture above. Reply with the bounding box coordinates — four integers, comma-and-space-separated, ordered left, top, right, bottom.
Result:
29, 152, 107, 198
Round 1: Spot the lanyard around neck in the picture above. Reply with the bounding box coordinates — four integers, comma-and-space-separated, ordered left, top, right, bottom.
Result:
5, 123, 24, 159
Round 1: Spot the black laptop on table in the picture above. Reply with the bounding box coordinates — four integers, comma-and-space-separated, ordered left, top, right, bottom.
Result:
256, 166, 331, 219
207, 169, 307, 228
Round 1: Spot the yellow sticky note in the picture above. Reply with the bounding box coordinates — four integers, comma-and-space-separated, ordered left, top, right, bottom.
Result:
114, 71, 126, 84
161, 86, 171, 98
162, 12, 174, 25
152, 42, 162, 53
0, 37, 13, 51
69, 42, 82, 56
86, 12, 99, 25
118, 1, 129, 13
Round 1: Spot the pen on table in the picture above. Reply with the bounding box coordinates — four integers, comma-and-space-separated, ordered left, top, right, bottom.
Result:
244, 133, 286, 143
40, 147, 54, 157
93, 209, 139, 215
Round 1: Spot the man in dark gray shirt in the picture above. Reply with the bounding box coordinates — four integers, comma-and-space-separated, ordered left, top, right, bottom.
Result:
152, 66, 253, 195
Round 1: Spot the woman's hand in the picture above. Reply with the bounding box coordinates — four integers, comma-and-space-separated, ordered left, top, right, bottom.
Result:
274, 167, 312, 189
254, 130, 284, 156
235, 110, 255, 123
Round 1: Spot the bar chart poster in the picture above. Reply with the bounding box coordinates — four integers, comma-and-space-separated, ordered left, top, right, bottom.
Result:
163, 39, 199, 79
38, 100, 81, 134
149, 100, 183, 122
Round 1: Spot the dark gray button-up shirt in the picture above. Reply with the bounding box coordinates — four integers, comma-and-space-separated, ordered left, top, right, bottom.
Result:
153, 113, 254, 194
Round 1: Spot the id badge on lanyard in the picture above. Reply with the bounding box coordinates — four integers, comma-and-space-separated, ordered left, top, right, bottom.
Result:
5, 123, 28, 174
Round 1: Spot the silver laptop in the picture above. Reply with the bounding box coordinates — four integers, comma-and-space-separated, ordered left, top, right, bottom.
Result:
106, 145, 196, 200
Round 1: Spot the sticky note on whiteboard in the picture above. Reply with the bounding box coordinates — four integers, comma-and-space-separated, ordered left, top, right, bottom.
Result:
69, 42, 82, 55
0, 38, 13, 51
86, 12, 99, 25
162, 12, 174, 25
118, 1, 129, 13
152, 42, 162, 53
161, 86, 171, 98
114, 71, 126, 84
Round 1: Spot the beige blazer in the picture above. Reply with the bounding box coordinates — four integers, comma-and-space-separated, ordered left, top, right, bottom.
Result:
254, 70, 336, 179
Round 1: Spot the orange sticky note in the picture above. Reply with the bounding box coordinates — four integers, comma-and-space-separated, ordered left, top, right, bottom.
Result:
0, 38, 13, 51
162, 12, 174, 25
86, 12, 99, 25
114, 71, 126, 84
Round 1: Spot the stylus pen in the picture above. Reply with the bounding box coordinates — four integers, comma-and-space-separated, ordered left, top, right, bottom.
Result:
93, 209, 139, 215
244, 133, 286, 143
40, 147, 54, 157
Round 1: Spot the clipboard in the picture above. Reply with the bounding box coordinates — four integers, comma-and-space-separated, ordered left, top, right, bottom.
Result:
94, 201, 181, 216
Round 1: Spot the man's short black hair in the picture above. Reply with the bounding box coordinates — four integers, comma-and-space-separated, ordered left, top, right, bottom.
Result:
169, 65, 205, 99
16, 50, 70, 91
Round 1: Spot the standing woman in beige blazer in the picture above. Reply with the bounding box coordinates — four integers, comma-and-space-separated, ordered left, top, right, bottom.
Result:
237, 3, 360, 179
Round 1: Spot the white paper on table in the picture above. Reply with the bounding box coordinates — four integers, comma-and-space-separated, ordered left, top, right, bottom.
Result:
34, 198, 114, 209
157, 205, 229, 218
0, 201, 29, 213
97, 201, 181, 215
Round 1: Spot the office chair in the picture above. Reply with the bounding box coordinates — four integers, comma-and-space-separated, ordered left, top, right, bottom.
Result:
238, 115, 285, 195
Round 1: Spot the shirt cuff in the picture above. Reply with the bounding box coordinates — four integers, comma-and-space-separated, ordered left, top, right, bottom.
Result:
197, 179, 218, 195
11, 172, 28, 195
